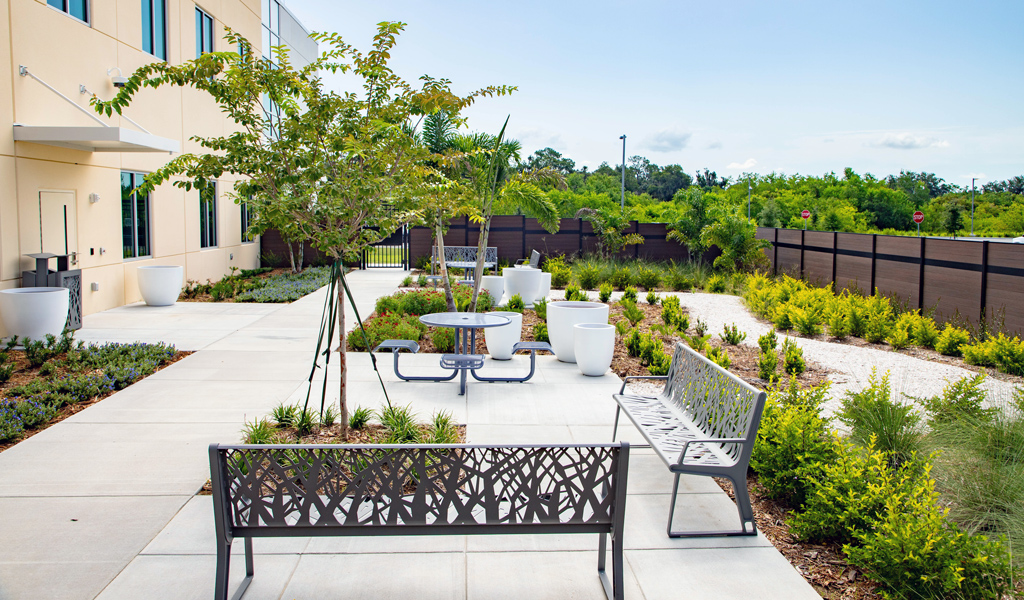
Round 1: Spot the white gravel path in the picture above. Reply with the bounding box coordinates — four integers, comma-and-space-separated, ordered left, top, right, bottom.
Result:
567, 289, 1023, 417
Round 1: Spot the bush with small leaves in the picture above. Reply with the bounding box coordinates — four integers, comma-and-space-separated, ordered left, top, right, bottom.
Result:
417, 274, 428, 287
401, 276, 413, 287
646, 290, 659, 306
827, 308, 849, 339
598, 282, 613, 303
667, 270, 692, 292
885, 325, 911, 350
683, 333, 711, 353
609, 267, 633, 290
838, 369, 921, 467
506, 293, 525, 312
12, 398, 59, 429
550, 265, 571, 288
533, 298, 547, 320
532, 322, 549, 343
575, 263, 603, 290
562, 285, 580, 302
693, 318, 708, 337
706, 346, 731, 369
921, 373, 993, 425
782, 338, 806, 376
912, 316, 940, 349
621, 286, 638, 303
431, 327, 455, 352
790, 306, 823, 337
935, 325, 970, 357
706, 274, 727, 293
624, 328, 643, 357
757, 349, 779, 380
622, 300, 644, 326
0, 401, 24, 442
721, 323, 747, 345
758, 330, 778, 353
635, 266, 661, 291
661, 296, 688, 331
348, 406, 372, 429
0, 362, 13, 384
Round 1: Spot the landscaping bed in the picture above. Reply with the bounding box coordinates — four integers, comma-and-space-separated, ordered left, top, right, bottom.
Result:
180, 266, 334, 303
0, 333, 189, 452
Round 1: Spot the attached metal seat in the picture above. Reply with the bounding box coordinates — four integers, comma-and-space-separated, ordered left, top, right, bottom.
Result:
472, 341, 552, 383
440, 353, 485, 371
373, 339, 456, 382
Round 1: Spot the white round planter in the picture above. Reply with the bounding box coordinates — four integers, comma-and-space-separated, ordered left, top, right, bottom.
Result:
546, 301, 610, 363
483, 311, 523, 360
502, 267, 542, 309
573, 323, 615, 376
480, 275, 504, 307
0, 287, 69, 341
535, 272, 552, 303
137, 265, 184, 306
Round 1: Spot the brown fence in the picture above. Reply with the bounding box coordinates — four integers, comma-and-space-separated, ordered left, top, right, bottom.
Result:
757, 227, 1024, 333
409, 216, 717, 266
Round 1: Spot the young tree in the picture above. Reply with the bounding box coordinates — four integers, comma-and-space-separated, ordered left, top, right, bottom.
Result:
93, 23, 513, 431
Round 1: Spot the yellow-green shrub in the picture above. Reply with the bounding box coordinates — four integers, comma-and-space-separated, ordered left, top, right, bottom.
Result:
935, 325, 970, 357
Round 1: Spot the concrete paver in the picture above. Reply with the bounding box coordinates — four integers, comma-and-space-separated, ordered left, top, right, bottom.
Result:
0, 269, 821, 599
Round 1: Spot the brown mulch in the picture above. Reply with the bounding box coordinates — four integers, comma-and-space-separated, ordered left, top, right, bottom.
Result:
0, 348, 192, 453
178, 267, 294, 303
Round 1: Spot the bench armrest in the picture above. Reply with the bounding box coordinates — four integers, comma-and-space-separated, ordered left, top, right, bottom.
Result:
619, 375, 668, 395
676, 438, 747, 465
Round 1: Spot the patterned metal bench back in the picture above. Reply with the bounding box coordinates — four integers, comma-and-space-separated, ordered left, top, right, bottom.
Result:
433, 246, 498, 264
211, 444, 626, 531
664, 343, 766, 463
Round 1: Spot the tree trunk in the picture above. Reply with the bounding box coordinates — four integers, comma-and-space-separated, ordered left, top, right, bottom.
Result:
469, 216, 491, 312
287, 242, 297, 273
297, 243, 304, 274
434, 215, 457, 312
336, 276, 348, 436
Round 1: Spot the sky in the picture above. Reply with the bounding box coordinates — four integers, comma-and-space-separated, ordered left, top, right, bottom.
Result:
283, 0, 1024, 186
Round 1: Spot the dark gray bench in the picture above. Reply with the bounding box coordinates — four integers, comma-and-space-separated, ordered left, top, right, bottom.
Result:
210, 442, 630, 600
432, 246, 498, 281
373, 339, 458, 383
612, 342, 766, 537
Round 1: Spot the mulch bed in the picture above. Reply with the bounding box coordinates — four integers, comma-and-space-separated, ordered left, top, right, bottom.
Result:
178, 267, 294, 303
0, 348, 192, 453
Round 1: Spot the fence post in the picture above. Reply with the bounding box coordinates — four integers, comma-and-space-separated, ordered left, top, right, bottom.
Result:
799, 229, 805, 279
918, 237, 926, 310
521, 216, 526, 260
831, 231, 837, 290
980, 240, 989, 323
578, 218, 583, 256
634, 221, 640, 259
869, 234, 877, 293
773, 228, 778, 276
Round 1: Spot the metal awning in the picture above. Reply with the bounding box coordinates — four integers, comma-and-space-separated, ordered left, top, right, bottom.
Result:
12, 125, 179, 153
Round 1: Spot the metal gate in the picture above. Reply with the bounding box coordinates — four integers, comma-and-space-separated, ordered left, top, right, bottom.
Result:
361, 224, 409, 269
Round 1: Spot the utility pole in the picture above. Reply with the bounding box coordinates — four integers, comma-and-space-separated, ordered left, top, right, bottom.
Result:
619, 135, 626, 210
971, 177, 976, 236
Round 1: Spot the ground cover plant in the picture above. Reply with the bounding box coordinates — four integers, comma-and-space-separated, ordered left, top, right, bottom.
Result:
180, 266, 333, 303
349, 287, 494, 351
0, 332, 184, 448
747, 375, 1022, 599
744, 272, 1024, 380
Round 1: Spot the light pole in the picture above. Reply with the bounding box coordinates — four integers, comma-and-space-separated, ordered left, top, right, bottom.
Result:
619, 135, 626, 210
747, 178, 752, 220
971, 177, 976, 236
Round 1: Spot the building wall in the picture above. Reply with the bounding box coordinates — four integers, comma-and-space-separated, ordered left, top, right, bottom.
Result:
0, 0, 309, 334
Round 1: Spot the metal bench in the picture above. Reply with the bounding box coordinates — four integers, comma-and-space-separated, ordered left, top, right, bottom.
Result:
472, 341, 552, 383
210, 442, 630, 600
432, 246, 498, 281
515, 249, 541, 268
612, 342, 767, 537
373, 339, 457, 382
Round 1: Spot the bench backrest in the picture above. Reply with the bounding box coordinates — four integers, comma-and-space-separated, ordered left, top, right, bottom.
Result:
663, 343, 766, 464
433, 246, 498, 264
210, 443, 628, 535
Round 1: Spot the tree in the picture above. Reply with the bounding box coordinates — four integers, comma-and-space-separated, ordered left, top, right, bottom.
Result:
524, 147, 575, 175
757, 199, 784, 228
574, 207, 644, 258
94, 23, 513, 432
700, 214, 770, 272
648, 164, 692, 201
667, 187, 715, 252
944, 202, 965, 238
696, 168, 728, 189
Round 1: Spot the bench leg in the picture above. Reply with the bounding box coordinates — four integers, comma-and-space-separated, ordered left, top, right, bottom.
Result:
392, 351, 458, 382
470, 350, 538, 383
596, 531, 624, 600
667, 472, 758, 537
611, 405, 621, 442
729, 474, 758, 536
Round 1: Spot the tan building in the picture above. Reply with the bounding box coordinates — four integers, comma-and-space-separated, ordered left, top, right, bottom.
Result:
0, 0, 315, 334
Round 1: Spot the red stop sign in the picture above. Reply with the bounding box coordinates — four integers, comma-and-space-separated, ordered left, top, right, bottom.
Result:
801, 210, 810, 219
913, 211, 924, 224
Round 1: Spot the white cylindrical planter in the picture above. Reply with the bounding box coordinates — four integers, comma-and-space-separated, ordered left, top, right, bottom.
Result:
137, 265, 184, 306
574, 323, 615, 376
535, 272, 552, 303
480, 275, 504, 307
546, 301, 610, 363
502, 267, 542, 309
483, 311, 523, 360
0, 287, 70, 341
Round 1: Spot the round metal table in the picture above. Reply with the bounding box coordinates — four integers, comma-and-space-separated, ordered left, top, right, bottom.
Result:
419, 312, 511, 395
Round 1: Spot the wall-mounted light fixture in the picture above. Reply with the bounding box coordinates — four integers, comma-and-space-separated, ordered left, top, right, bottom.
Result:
107, 67, 128, 88
90, 282, 100, 292
88, 193, 100, 204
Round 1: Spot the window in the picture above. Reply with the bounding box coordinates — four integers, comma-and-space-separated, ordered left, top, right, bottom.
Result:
121, 172, 151, 259
142, 0, 167, 60
199, 181, 218, 248
240, 201, 254, 243
47, 0, 88, 23
195, 7, 214, 57
262, 0, 281, 62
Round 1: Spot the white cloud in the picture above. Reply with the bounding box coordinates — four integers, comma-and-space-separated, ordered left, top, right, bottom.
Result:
641, 130, 692, 152
516, 128, 565, 150
726, 158, 757, 170
872, 133, 950, 150
706, 141, 723, 150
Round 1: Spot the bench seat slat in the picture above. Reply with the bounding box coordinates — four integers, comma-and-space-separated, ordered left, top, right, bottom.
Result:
613, 393, 735, 468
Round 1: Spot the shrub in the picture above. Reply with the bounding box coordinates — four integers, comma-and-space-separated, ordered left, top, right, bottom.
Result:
614, 320, 630, 336
646, 291, 659, 306
427, 410, 459, 444
400, 276, 413, 287
721, 323, 747, 345
706, 346, 730, 369
913, 317, 940, 349
431, 327, 455, 352
758, 330, 778, 353
576, 263, 603, 290
936, 325, 971, 357
12, 398, 58, 429
622, 300, 644, 326
533, 299, 547, 320
838, 369, 921, 467
24, 338, 56, 368
348, 313, 424, 351
624, 328, 642, 357
921, 373, 993, 425
379, 404, 421, 444
532, 321, 550, 343
637, 333, 671, 374
693, 318, 708, 337
621, 286, 638, 303
790, 306, 823, 337
635, 266, 661, 290
609, 267, 632, 290
845, 490, 1016, 600
683, 333, 710, 353
271, 402, 298, 427
666, 270, 692, 291
295, 406, 318, 436
661, 297, 688, 331
782, 338, 806, 376
750, 380, 837, 508
598, 283, 613, 303
234, 266, 333, 303
0, 362, 13, 384
241, 417, 277, 445
827, 308, 849, 339
320, 405, 338, 426
550, 265, 571, 288
788, 439, 929, 545
705, 273, 727, 293
757, 350, 778, 380
416, 274, 428, 287
506, 293, 525, 312
989, 333, 1024, 376
348, 406, 372, 429
885, 325, 911, 350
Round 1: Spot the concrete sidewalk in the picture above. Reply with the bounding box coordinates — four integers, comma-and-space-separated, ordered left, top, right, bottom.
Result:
0, 269, 819, 599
